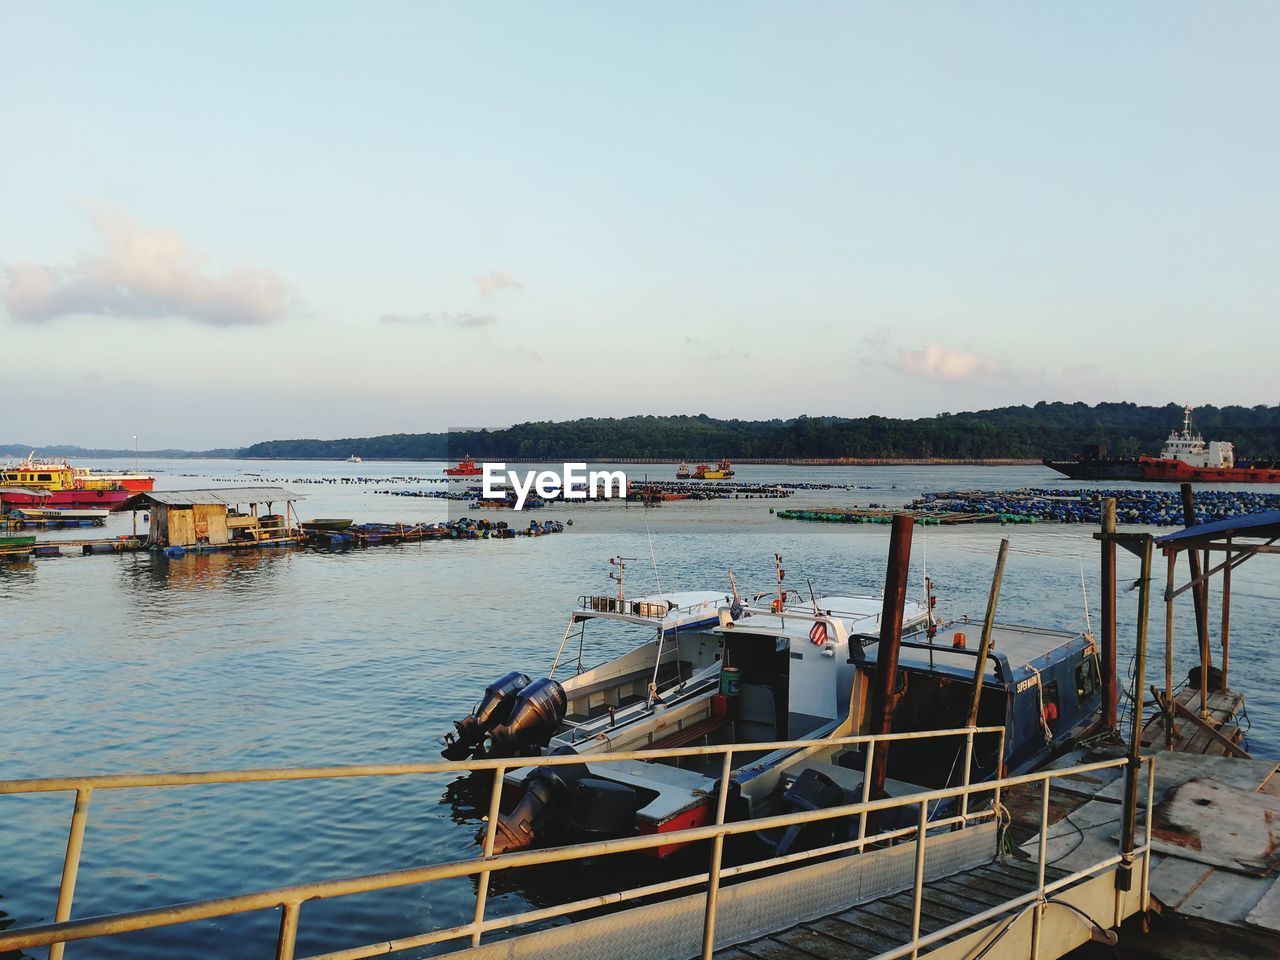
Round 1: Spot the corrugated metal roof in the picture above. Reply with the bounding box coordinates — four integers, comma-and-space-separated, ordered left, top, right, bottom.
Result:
0, 486, 54, 498
1156, 510, 1280, 546
112, 486, 304, 511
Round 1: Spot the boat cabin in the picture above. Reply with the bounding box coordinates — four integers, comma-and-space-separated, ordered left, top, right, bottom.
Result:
112, 487, 305, 550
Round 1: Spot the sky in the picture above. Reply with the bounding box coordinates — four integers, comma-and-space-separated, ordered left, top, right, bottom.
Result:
2, 2, 1277, 449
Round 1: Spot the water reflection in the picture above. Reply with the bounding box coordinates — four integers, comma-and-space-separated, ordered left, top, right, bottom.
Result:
115, 547, 293, 595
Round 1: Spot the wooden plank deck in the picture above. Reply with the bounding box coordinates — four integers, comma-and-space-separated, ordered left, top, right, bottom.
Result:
1142, 687, 1247, 756
716, 859, 1069, 960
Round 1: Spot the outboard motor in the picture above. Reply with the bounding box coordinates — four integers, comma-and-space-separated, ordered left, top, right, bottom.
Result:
483, 678, 568, 758
442, 671, 531, 760
490, 746, 587, 854
773, 767, 846, 856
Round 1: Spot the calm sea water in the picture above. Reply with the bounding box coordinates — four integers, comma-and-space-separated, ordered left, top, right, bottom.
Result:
3, 460, 1277, 958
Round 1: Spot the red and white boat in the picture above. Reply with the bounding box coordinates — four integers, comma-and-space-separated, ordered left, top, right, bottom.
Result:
1138, 407, 1280, 483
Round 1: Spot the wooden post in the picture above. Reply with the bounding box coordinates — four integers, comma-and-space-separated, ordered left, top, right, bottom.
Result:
1118, 534, 1152, 892
1221, 537, 1232, 689
966, 538, 1009, 729
1179, 484, 1211, 717
868, 515, 914, 807
1100, 498, 1119, 730
1164, 549, 1176, 750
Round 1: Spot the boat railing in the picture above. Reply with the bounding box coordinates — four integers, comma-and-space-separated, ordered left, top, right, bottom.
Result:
0, 726, 1153, 960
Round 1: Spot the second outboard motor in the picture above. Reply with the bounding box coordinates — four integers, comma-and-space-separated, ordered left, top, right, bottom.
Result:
483, 677, 568, 758
490, 746, 587, 854
442, 671, 531, 760
773, 767, 846, 856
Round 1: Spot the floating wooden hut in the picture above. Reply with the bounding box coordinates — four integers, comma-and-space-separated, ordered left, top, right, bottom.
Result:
112, 486, 304, 552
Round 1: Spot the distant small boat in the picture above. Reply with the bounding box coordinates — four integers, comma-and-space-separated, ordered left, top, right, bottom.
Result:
675, 461, 691, 479
13, 507, 110, 522
446, 455, 483, 477
302, 518, 354, 531
346, 455, 363, 463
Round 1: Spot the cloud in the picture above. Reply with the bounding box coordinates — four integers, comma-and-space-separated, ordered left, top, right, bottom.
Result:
1, 201, 290, 327
500, 347, 544, 363
896, 343, 1001, 381
475, 270, 523, 297
380, 311, 497, 328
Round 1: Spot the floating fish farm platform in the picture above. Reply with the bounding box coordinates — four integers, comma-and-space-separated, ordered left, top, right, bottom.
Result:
915, 488, 1280, 525
777, 508, 1000, 525
779, 489, 1280, 527
303, 517, 564, 548
5, 519, 564, 560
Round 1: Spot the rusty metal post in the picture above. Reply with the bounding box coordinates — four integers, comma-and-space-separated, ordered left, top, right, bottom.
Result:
1164, 549, 1176, 750
869, 515, 914, 806
1179, 484, 1211, 717
1118, 535, 1152, 892
1221, 537, 1232, 689
1100, 498, 1118, 730
966, 539, 1009, 729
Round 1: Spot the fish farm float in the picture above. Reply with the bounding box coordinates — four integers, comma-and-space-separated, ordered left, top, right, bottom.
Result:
777, 487, 1280, 526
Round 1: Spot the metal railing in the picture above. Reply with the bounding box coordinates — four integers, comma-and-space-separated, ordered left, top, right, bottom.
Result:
0, 726, 1153, 960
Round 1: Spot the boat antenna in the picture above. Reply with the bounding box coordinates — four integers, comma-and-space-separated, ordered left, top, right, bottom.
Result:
806, 577, 819, 614
773, 554, 787, 621
609, 556, 635, 605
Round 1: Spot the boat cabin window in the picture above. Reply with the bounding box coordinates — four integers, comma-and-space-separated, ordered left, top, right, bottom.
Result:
1042, 680, 1060, 725
1076, 658, 1099, 704
37, 473, 52, 481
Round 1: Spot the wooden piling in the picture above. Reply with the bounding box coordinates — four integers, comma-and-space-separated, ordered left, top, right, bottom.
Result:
1164, 549, 1176, 750
1221, 537, 1232, 689
1118, 534, 1152, 892
1179, 483, 1211, 717
966, 538, 1009, 729
868, 515, 914, 807
1100, 498, 1119, 731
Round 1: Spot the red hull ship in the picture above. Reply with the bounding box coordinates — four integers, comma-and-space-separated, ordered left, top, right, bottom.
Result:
1138, 456, 1280, 484
1137, 407, 1280, 483
0, 456, 152, 509
445, 455, 484, 477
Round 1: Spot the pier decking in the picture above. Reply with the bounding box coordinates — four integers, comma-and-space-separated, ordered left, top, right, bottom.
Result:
715, 859, 1073, 960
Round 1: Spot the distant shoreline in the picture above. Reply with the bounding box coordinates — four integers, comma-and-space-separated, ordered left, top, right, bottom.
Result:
61, 454, 1043, 466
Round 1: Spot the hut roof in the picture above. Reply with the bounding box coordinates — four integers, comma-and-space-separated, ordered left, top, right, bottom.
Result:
112, 486, 304, 512
1156, 510, 1280, 548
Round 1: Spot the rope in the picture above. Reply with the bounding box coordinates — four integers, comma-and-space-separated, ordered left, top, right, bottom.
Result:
642, 502, 663, 594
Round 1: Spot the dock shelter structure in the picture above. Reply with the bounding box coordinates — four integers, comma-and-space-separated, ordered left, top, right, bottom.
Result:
112, 486, 304, 551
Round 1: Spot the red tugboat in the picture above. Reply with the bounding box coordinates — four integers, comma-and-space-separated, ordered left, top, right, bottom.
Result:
445, 455, 484, 477
1139, 407, 1280, 483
